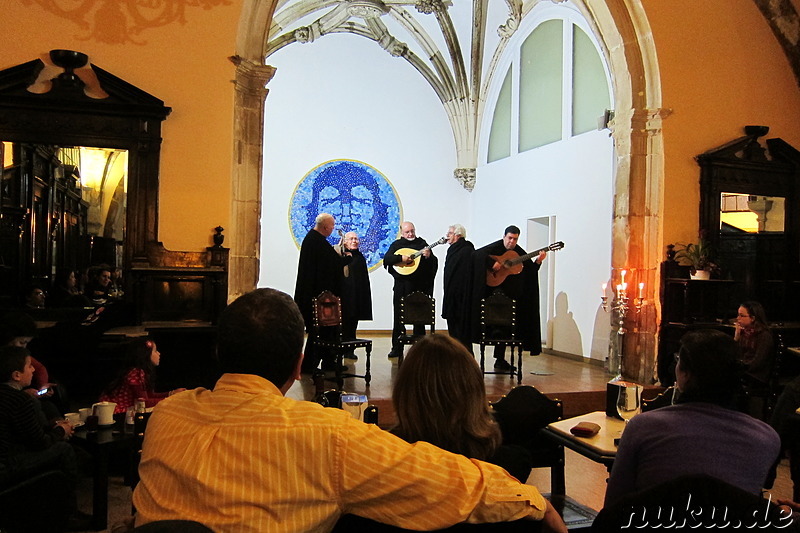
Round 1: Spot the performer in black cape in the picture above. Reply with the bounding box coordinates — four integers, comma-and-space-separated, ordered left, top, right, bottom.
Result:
335, 231, 373, 359
384, 221, 438, 358
442, 224, 475, 353
294, 213, 350, 372
471, 225, 546, 370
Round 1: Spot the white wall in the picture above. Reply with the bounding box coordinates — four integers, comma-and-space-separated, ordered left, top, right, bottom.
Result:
261, 33, 469, 331
471, 131, 613, 360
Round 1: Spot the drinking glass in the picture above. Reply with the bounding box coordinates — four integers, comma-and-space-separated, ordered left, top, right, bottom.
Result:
616, 382, 642, 426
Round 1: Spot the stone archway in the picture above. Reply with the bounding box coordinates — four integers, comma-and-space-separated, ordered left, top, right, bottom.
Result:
230, 0, 665, 382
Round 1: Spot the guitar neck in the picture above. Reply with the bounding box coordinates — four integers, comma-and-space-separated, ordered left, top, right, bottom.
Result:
410, 238, 445, 259
508, 246, 549, 266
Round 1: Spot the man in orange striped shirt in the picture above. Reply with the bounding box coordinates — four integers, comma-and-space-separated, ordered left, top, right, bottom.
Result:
133, 288, 566, 533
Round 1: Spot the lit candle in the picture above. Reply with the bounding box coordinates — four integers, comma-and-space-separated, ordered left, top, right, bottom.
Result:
622, 282, 627, 292
616, 284, 622, 298
638, 282, 644, 299
621, 269, 627, 286
602, 282, 607, 295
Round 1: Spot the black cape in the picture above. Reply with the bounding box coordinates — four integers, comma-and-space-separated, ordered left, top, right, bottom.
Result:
442, 238, 475, 334
340, 248, 372, 321
384, 236, 438, 296
470, 239, 541, 353
293, 229, 347, 326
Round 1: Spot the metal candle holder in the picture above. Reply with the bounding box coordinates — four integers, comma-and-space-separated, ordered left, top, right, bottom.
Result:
602, 274, 644, 379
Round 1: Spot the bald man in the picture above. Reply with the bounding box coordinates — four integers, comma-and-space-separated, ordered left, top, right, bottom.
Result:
383, 222, 438, 358
294, 213, 350, 372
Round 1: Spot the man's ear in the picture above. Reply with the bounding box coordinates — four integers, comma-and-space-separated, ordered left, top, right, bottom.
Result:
279, 353, 304, 395
9, 369, 22, 383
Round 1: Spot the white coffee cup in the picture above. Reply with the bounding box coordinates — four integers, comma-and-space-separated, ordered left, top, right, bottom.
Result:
79, 407, 92, 422
64, 412, 81, 425
92, 401, 117, 426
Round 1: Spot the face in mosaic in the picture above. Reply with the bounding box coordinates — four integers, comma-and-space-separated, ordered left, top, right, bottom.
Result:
290, 160, 401, 270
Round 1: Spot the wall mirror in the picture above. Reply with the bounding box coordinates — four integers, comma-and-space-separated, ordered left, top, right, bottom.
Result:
720, 192, 785, 233
0, 50, 169, 306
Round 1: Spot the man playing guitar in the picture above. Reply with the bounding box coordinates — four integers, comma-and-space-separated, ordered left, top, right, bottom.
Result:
472, 225, 546, 372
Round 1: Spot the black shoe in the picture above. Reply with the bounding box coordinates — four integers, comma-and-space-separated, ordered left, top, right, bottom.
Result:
343, 352, 358, 361
388, 350, 402, 359
493, 359, 512, 371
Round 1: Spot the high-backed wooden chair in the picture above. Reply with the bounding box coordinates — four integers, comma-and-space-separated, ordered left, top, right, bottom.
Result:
479, 291, 524, 382
395, 291, 435, 365
311, 291, 372, 388
742, 331, 786, 421
491, 385, 597, 529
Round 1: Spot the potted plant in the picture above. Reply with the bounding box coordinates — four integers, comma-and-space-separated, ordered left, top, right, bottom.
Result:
674, 239, 718, 280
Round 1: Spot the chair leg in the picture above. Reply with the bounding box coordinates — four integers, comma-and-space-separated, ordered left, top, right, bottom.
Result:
336, 350, 344, 390
479, 345, 486, 373
365, 345, 371, 386
516, 346, 523, 384
551, 449, 566, 496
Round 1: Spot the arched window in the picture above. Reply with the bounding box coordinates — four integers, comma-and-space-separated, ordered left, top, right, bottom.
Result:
487, 9, 611, 163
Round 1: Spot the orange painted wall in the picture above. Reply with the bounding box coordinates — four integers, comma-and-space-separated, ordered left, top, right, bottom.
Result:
645, 0, 800, 248
2, 0, 242, 252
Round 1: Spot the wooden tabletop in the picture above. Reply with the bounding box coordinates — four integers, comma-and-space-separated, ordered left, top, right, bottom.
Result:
543, 411, 625, 468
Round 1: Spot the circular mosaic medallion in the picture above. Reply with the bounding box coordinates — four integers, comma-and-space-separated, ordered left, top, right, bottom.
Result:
289, 159, 402, 270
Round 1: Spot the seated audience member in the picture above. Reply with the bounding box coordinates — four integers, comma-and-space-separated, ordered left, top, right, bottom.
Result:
392, 334, 531, 482
133, 288, 566, 533
0, 346, 90, 531
49, 268, 90, 308
84, 265, 113, 304
604, 329, 780, 506
22, 285, 47, 310
0, 312, 64, 419
734, 300, 774, 386
99, 338, 185, 414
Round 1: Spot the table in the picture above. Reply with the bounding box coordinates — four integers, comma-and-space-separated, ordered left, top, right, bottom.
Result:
71, 423, 134, 530
542, 411, 624, 469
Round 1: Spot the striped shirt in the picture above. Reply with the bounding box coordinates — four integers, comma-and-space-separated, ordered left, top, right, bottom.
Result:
133, 373, 546, 532
0, 383, 64, 463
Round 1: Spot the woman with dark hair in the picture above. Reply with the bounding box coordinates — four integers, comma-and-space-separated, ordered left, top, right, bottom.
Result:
735, 300, 774, 385
49, 269, 89, 308
604, 329, 780, 506
392, 334, 531, 481
99, 338, 184, 414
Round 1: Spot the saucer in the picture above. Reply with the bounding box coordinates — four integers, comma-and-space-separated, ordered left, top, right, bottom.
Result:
71, 421, 85, 428
98, 422, 116, 428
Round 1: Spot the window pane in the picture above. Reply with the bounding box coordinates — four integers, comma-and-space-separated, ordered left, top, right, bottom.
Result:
572, 25, 610, 135
519, 20, 563, 151
488, 67, 513, 163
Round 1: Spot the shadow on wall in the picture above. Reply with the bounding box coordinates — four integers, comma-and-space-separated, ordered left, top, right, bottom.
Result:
547, 291, 583, 356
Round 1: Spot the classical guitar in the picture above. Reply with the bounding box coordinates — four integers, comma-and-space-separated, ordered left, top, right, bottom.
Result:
393, 237, 447, 276
486, 241, 565, 287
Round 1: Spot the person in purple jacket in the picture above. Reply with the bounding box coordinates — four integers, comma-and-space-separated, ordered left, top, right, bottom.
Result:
605, 329, 780, 506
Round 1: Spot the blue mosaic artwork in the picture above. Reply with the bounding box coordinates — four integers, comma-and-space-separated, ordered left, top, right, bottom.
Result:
289, 160, 402, 270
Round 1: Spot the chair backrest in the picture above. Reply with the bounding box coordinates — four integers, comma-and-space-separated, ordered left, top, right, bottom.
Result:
312, 290, 342, 329
480, 291, 517, 337
641, 386, 675, 412
399, 291, 435, 329
593, 474, 789, 531
491, 385, 562, 448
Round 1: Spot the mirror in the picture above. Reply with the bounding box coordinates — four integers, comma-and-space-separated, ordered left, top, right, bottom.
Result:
720, 192, 785, 233
0, 51, 169, 307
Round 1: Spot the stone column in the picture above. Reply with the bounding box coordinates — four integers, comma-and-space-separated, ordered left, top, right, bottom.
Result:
229, 56, 276, 302
609, 106, 670, 384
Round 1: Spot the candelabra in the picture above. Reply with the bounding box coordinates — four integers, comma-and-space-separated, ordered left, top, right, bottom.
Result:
601, 270, 644, 379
